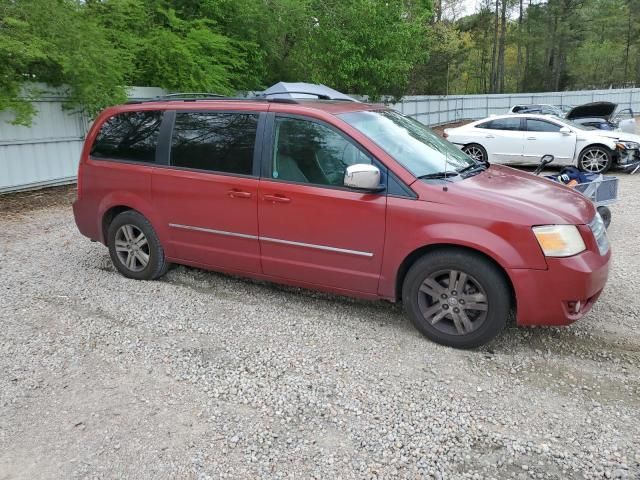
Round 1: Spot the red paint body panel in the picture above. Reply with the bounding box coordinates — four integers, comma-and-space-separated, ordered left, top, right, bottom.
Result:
151, 168, 261, 274
258, 179, 386, 293
72, 99, 611, 329
509, 247, 610, 326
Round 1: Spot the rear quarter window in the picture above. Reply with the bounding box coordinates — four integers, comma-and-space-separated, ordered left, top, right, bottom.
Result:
91, 111, 163, 163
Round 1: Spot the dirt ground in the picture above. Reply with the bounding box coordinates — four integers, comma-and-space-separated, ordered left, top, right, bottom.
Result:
1, 172, 639, 479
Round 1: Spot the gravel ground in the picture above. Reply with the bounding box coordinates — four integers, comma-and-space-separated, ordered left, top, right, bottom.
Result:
0, 174, 639, 480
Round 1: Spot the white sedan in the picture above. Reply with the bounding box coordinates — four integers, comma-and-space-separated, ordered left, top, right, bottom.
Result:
444, 114, 640, 173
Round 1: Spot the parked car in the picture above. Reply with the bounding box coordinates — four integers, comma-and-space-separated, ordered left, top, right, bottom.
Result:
73, 87, 611, 348
565, 102, 636, 134
509, 104, 565, 117
444, 113, 640, 173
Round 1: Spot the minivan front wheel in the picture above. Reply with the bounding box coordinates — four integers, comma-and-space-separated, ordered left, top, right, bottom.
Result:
107, 210, 169, 280
402, 250, 510, 348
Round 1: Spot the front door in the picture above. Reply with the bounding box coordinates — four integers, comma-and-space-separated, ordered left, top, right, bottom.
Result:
522, 118, 576, 165
152, 110, 263, 274
258, 114, 386, 294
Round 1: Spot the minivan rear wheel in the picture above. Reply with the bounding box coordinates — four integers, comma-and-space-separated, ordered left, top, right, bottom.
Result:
402, 249, 510, 348
107, 210, 169, 280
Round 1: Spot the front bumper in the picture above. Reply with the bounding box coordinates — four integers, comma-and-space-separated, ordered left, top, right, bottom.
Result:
509, 247, 611, 326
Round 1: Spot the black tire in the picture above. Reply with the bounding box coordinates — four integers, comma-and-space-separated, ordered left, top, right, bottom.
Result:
578, 146, 612, 174
107, 210, 169, 280
462, 143, 488, 163
402, 249, 511, 349
597, 206, 612, 229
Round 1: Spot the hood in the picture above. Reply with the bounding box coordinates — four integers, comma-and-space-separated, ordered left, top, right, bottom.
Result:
447, 165, 595, 225
566, 102, 617, 120
589, 129, 640, 144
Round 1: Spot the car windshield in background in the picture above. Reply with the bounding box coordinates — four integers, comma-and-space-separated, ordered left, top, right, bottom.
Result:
338, 110, 476, 177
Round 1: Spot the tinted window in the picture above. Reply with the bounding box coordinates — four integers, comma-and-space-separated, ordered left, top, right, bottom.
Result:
273, 117, 371, 186
91, 111, 162, 162
170, 112, 258, 175
477, 118, 522, 131
526, 119, 561, 132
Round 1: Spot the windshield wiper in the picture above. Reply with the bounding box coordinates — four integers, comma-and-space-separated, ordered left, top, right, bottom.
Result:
458, 163, 488, 175
417, 171, 460, 180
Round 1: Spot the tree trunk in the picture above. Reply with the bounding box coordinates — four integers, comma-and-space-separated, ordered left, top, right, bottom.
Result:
516, 0, 524, 91
490, 0, 500, 92
624, 11, 631, 84
497, 0, 508, 92
523, 3, 530, 90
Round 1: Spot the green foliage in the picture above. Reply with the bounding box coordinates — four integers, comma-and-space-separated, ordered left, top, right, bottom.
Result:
0, 0, 128, 125
1, 0, 433, 124
3, 0, 639, 124
296, 0, 432, 99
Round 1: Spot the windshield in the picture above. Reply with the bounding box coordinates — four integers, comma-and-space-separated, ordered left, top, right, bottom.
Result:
338, 110, 476, 177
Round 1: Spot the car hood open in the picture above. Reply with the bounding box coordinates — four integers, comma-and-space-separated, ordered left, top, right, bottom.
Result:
566, 102, 617, 120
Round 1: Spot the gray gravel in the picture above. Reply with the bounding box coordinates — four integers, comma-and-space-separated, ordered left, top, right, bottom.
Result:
1, 173, 639, 479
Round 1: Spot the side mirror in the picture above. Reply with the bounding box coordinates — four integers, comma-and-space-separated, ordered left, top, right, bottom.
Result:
559, 126, 571, 135
344, 164, 382, 191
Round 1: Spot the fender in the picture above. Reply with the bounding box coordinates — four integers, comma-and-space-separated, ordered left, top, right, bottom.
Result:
96, 190, 167, 246
378, 221, 547, 300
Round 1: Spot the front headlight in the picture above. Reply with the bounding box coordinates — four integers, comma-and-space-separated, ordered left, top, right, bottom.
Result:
616, 141, 640, 150
532, 225, 586, 257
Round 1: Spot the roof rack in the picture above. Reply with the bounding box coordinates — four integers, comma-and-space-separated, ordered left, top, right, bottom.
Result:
260, 91, 332, 100
126, 92, 239, 104
161, 92, 227, 99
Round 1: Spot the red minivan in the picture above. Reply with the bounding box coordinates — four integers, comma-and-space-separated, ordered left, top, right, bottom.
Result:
73, 94, 611, 348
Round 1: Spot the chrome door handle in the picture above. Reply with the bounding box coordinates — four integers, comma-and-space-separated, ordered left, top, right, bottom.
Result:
485, 135, 494, 138
228, 189, 252, 199
263, 194, 291, 204
527, 137, 537, 140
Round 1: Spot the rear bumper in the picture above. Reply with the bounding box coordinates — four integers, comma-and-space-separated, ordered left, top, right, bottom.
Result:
509, 248, 611, 326
73, 199, 100, 242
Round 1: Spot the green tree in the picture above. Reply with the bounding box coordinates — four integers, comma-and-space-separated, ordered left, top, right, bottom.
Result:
0, 0, 128, 125
296, 0, 432, 98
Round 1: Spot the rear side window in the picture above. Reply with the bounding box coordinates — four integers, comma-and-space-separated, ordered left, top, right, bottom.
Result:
526, 119, 561, 132
476, 118, 522, 131
91, 111, 162, 162
170, 112, 258, 175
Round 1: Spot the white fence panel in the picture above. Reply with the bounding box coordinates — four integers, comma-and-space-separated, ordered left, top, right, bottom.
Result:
392, 88, 640, 126
0, 86, 166, 193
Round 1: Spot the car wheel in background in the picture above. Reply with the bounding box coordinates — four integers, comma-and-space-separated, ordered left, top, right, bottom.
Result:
462, 143, 488, 163
107, 210, 169, 280
578, 146, 612, 174
402, 249, 511, 349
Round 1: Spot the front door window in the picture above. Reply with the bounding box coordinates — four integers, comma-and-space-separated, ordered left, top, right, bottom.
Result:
272, 117, 372, 187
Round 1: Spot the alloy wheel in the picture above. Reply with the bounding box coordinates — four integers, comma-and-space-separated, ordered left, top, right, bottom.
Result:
114, 224, 150, 272
417, 269, 489, 336
580, 149, 609, 173
463, 146, 484, 162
